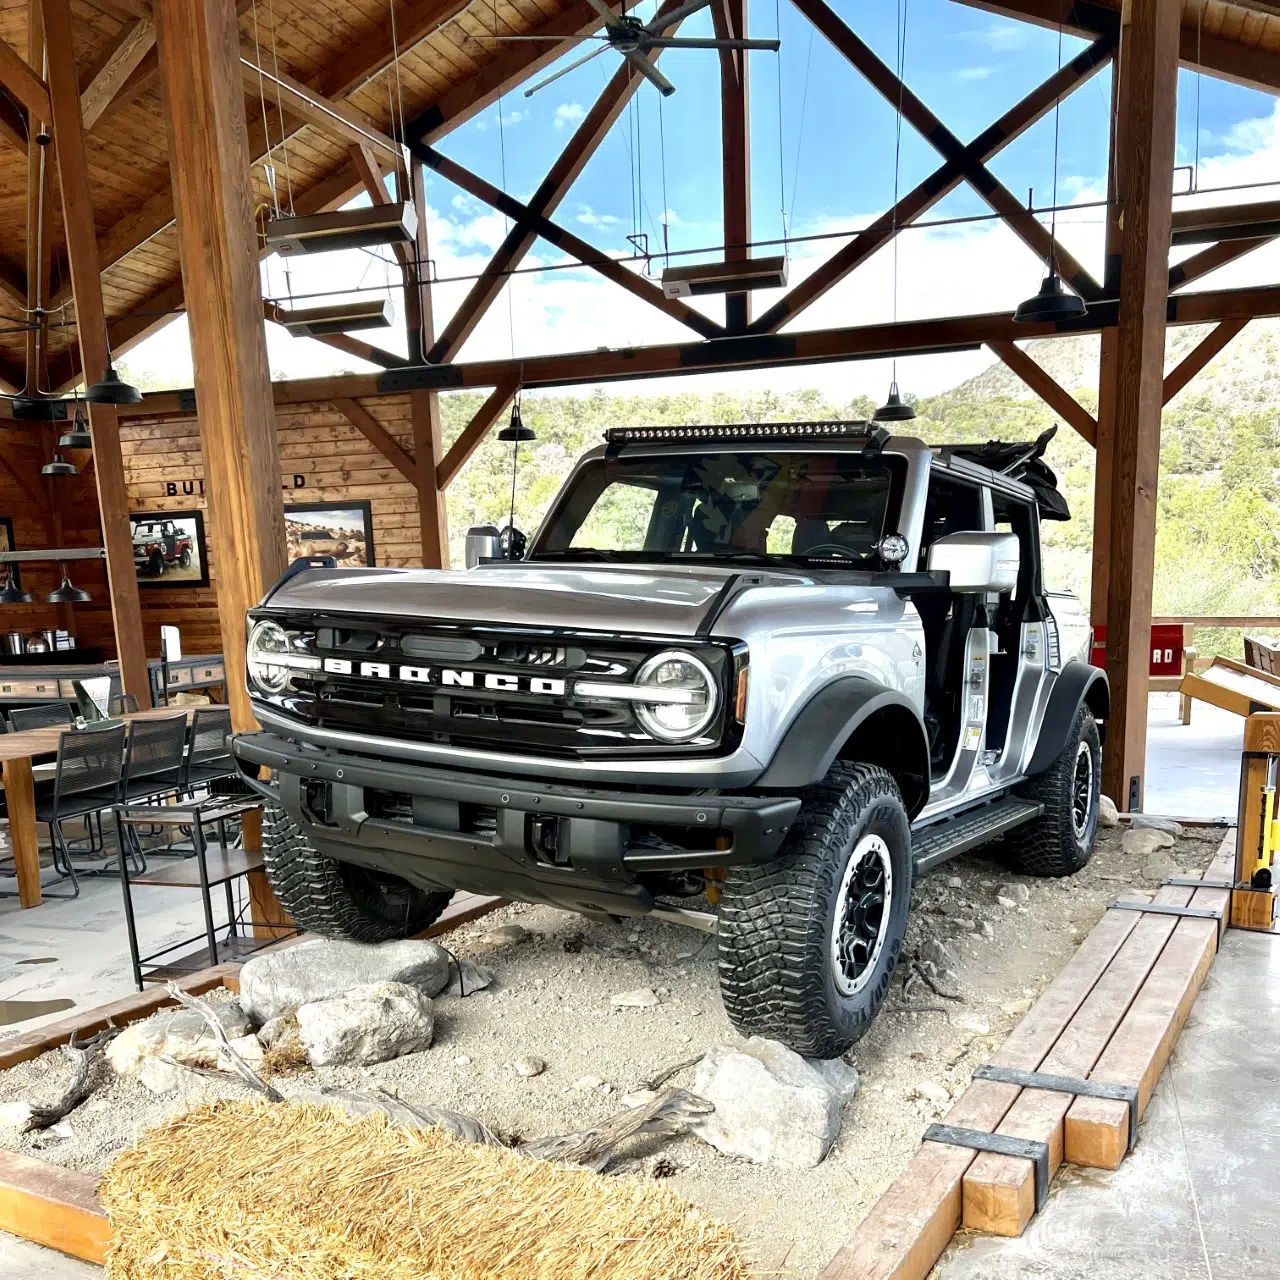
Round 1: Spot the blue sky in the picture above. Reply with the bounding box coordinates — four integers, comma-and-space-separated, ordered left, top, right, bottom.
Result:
128, 0, 1280, 400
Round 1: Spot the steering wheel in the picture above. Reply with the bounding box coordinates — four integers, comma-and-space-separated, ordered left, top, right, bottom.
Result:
800, 542, 863, 559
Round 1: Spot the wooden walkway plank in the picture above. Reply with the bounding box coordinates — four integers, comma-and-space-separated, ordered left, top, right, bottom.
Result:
961, 833, 1237, 1234
818, 906, 1144, 1279
1064, 837, 1236, 1168
0, 1150, 111, 1263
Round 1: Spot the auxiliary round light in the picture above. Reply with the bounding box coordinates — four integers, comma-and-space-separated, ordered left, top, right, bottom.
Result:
246, 618, 292, 694
634, 649, 718, 743
876, 533, 911, 565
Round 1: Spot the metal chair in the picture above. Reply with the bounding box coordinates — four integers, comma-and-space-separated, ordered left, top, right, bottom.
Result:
32, 724, 128, 897
8, 703, 74, 733
120, 714, 189, 867
184, 707, 234, 794
109, 693, 140, 716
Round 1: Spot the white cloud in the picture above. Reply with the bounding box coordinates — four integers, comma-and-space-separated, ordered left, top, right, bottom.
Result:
974, 21, 1029, 52
575, 203, 621, 227
555, 102, 586, 130
954, 66, 995, 82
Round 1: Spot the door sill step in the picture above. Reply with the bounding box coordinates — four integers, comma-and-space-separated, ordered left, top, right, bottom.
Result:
912, 798, 1044, 874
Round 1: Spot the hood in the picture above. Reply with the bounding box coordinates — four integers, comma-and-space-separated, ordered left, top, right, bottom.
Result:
264, 562, 813, 639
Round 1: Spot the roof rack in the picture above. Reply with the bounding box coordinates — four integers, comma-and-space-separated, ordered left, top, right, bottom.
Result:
604, 421, 884, 446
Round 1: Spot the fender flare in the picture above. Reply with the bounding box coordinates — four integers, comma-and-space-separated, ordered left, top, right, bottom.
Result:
754, 675, 931, 813
1026, 661, 1110, 775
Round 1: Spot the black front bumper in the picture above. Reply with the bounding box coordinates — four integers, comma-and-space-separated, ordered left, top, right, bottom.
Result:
232, 731, 800, 918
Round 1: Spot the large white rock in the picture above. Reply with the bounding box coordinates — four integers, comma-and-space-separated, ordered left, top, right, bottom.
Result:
238, 938, 453, 1024
1127, 813, 1183, 837
1098, 795, 1120, 828
1121, 827, 1176, 857
106, 1003, 250, 1076
295, 981, 434, 1067
691, 1037, 854, 1169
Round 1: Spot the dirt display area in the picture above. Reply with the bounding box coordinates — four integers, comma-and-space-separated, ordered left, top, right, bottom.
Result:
0, 822, 1223, 1278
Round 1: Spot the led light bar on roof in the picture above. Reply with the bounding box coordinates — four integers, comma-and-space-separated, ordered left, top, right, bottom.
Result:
604, 421, 876, 444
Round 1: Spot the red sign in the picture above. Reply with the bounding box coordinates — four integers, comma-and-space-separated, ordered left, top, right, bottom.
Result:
1091, 624, 1187, 677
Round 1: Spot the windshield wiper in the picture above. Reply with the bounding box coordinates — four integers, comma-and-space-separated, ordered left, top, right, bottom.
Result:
527, 548, 623, 561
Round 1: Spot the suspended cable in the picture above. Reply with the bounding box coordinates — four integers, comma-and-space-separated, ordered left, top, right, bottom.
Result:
265, 0, 296, 214
1194, 1, 1205, 191
774, 0, 787, 245
658, 92, 671, 268
249, 0, 282, 218
787, 26, 814, 227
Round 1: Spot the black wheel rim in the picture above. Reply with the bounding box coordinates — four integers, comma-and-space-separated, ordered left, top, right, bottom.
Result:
830, 834, 893, 997
1071, 739, 1094, 840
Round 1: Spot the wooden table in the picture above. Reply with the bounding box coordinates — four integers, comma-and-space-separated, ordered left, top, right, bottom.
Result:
4, 708, 197, 908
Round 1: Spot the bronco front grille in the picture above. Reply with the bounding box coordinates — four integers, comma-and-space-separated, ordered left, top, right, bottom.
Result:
267, 616, 734, 759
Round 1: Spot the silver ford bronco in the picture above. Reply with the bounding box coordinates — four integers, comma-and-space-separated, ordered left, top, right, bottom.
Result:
232, 421, 1107, 1057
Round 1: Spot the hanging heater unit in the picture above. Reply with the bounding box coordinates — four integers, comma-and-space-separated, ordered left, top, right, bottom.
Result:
275, 298, 394, 337
264, 202, 417, 255
661, 255, 788, 299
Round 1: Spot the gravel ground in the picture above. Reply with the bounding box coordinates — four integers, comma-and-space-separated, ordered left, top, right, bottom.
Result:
0, 822, 1225, 1278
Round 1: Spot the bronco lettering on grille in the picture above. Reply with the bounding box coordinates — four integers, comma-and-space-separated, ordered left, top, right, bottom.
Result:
321, 656, 567, 696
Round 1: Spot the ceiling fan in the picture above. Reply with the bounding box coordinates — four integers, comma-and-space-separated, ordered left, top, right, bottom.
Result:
480, 0, 780, 99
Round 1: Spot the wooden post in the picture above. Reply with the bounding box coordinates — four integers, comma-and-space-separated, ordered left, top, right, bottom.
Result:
715, 0, 751, 333
42, 0, 152, 710
1100, 0, 1180, 811
155, 0, 286, 733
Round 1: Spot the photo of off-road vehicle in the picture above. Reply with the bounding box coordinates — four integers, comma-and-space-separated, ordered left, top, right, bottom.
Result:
131, 518, 195, 578
233, 422, 1107, 1058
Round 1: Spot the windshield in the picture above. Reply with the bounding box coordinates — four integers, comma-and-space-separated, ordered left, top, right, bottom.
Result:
133, 524, 163, 538
533, 450, 906, 567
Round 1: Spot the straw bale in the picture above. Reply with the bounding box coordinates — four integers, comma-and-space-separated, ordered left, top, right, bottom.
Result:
100, 1100, 751, 1280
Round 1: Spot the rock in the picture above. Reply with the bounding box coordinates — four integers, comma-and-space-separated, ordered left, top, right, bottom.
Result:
1126, 814, 1183, 837
138, 1057, 193, 1095
919, 938, 955, 969
1098, 794, 1120, 828
1143, 851, 1181, 884
627, 932, 640, 942
257, 1015, 296, 1049
220, 1034, 265, 1071
953, 1013, 990, 1034
807, 1056, 862, 1105
454, 1055, 471, 1066
107, 1002, 249, 1075
1002, 998, 1034, 1016
440, 960, 494, 998
0, 1101, 33, 1128
485, 924, 529, 946
946, 876, 963, 889
611, 988, 660, 1009
621, 1089, 659, 1109
999, 883, 1030, 905
914, 1081, 950, 1106
996, 896, 1018, 909
572, 1075, 603, 1091
50, 1121, 73, 1140
1121, 827, 1176, 857
514, 1055, 546, 1078
676, 951, 695, 961
691, 1037, 850, 1168
295, 981, 434, 1067
238, 938, 454, 1023
951, 917, 977, 932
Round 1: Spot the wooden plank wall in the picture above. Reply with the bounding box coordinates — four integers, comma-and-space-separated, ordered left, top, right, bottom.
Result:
70, 395, 424, 657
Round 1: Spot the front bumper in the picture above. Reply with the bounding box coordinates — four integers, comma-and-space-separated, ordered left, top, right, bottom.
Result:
232, 731, 800, 918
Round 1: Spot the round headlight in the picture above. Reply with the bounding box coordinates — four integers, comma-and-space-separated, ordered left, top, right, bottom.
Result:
246, 619, 291, 694
633, 650, 718, 743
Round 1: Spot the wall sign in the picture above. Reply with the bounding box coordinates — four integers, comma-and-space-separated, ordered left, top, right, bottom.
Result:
164, 475, 307, 497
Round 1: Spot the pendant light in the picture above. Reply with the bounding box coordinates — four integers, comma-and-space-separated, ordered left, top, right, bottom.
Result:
497, 400, 535, 443
875, 0, 915, 424
41, 453, 79, 477
1014, 25, 1086, 325
57, 404, 92, 451
48, 566, 91, 604
0, 580, 33, 605
498, 395, 535, 558
85, 363, 142, 405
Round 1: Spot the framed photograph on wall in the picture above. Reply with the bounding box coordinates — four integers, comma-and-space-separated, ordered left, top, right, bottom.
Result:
129, 509, 210, 588
284, 501, 376, 568
0, 517, 21, 595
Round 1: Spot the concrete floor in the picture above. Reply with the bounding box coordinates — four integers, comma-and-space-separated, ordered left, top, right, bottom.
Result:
939, 927, 1280, 1280
1144, 693, 1245, 822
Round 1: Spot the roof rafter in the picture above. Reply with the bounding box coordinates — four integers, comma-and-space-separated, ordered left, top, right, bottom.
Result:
79, 15, 155, 130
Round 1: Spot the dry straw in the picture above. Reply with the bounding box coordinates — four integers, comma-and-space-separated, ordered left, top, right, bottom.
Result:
99, 1099, 752, 1280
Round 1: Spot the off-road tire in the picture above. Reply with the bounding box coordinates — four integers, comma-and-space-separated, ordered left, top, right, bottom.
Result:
261, 803, 453, 941
1009, 704, 1101, 877
717, 762, 912, 1059
148, 550, 163, 577
179, 546, 192, 568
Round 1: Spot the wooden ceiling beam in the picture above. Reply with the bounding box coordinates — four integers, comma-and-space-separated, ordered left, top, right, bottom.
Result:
319, 0, 474, 99
1162, 317, 1249, 404
0, 35, 50, 120
0, 254, 27, 310
333, 396, 416, 484
988, 340, 1097, 445
1169, 235, 1273, 291
348, 142, 412, 270
1171, 199, 1280, 240
436, 380, 518, 489
427, 0, 692, 364
239, 53, 401, 161
753, 35, 1111, 335
0, 94, 27, 153
791, 0, 1103, 301
80, 16, 155, 131
413, 141, 726, 341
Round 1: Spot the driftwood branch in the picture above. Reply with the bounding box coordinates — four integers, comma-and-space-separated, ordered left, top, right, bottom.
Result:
21, 1028, 121, 1133
636, 1054, 703, 1092
164, 982, 283, 1103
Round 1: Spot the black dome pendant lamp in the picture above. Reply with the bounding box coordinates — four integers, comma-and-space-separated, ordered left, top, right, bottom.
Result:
86, 342, 142, 405
874, 380, 916, 422
0, 579, 33, 605
497, 399, 535, 443
1014, 25, 1086, 326
57, 404, 93, 451
48, 565, 91, 604
41, 453, 79, 477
